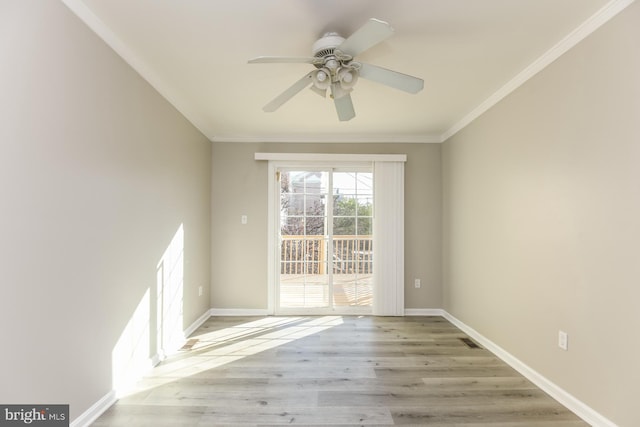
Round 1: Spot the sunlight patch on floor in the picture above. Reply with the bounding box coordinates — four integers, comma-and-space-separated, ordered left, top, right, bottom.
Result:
118, 316, 343, 397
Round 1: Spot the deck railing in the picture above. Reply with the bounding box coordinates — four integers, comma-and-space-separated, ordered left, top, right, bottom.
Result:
280, 235, 372, 275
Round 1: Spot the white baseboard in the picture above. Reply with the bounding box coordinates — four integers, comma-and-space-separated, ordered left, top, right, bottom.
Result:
209, 308, 270, 316
441, 311, 618, 427
404, 308, 445, 316
183, 308, 213, 338
70, 390, 116, 427
150, 353, 162, 367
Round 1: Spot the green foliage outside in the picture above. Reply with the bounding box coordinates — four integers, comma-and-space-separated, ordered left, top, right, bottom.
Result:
333, 197, 372, 236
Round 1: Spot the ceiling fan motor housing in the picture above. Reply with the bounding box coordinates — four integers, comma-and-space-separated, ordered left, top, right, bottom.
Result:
312, 32, 346, 58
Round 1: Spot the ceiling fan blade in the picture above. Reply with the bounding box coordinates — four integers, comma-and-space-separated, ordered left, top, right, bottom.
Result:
331, 84, 356, 121
358, 62, 424, 94
248, 56, 321, 65
337, 18, 394, 57
263, 71, 314, 112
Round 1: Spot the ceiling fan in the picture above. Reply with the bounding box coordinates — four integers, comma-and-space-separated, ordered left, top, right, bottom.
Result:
248, 18, 424, 121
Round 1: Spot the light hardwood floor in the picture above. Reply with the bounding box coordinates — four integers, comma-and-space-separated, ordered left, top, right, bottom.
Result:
92, 316, 588, 426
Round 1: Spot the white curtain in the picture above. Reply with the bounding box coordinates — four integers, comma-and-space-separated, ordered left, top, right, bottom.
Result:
372, 161, 405, 316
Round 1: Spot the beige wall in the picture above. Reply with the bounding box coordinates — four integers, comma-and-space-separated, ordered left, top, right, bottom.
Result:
211, 142, 442, 310
0, 1, 211, 421
442, 2, 640, 425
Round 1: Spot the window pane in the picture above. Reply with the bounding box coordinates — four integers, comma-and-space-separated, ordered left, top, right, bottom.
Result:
305, 194, 326, 216
281, 238, 306, 263
304, 172, 328, 194
306, 217, 325, 235
334, 217, 355, 236
333, 172, 357, 194
357, 196, 373, 216
355, 172, 373, 195
303, 239, 323, 263
281, 217, 304, 235
333, 195, 356, 216
281, 261, 305, 274
357, 217, 372, 236
305, 262, 327, 276
281, 171, 306, 194
282, 194, 304, 215
280, 172, 291, 194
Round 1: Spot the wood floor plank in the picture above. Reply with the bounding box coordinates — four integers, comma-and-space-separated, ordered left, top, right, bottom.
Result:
374, 365, 521, 379
93, 316, 588, 426
421, 376, 540, 391
197, 406, 393, 426
266, 377, 433, 393
91, 404, 207, 427
318, 388, 556, 407
137, 389, 319, 408
391, 401, 584, 425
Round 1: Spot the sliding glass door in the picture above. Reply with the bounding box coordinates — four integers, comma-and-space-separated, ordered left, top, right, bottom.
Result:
277, 167, 373, 314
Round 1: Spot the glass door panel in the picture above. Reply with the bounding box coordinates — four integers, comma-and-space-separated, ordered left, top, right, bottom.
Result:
331, 171, 373, 308
279, 171, 329, 309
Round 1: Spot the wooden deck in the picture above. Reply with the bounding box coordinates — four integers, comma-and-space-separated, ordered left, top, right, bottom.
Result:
279, 274, 372, 308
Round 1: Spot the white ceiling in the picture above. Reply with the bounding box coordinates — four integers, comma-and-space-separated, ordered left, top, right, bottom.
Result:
63, 0, 626, 143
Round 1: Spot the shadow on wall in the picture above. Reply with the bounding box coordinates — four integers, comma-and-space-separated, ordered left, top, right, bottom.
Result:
111, 224, 185, 396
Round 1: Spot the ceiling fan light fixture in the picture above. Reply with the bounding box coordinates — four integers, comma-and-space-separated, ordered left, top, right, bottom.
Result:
338, 68, 358, 90
325, 58, 339, 70
312, 68, 331, 90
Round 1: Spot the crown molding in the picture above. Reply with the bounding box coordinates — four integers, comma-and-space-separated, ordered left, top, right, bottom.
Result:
211, 133, 443, 144
441, 0, 636, 142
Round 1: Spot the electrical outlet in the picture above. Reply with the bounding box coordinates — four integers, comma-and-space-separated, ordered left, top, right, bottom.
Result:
241, 215, 248, 225
198, 286, 203, 297
558, 330, 568, 350
414, 279, 421, 288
